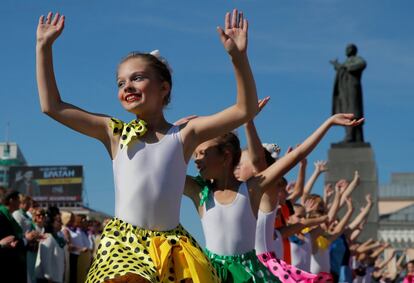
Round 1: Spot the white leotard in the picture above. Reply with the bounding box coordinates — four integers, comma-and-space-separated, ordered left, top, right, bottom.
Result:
290, 233, 312, 272
310, 246, 331, 274
273, 229, 284, 259
113, 125, 186, 231
201, 183, 256, 255
255, 208, 277, 255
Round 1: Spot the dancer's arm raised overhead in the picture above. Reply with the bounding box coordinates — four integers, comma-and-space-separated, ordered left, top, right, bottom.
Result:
339, 171, 360, 206
249, 114, 364, 193
181, 9, 258, 159
327, 181, 343, 223
348, 194, 373, 230
244, 97, 271, 174
301, 160, 328, 204
287, 157, 307, 203
36, 13, 112, 150
325, 197, 354, 242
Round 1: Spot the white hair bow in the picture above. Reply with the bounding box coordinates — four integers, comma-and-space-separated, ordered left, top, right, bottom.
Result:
262, 143, 281, 160
149, 50, 173, 74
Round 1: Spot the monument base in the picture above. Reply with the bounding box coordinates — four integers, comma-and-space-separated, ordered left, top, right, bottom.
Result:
325, 143, 379, 241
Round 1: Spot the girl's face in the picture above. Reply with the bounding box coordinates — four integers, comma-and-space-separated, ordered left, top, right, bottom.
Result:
289, 206, 306, 225
53, 214, 62, 232
117, 58, 169, 115
194, 140, 227, 180
234, 151, 255, 181
34, 209, 45, 226
407, 262, 414, 274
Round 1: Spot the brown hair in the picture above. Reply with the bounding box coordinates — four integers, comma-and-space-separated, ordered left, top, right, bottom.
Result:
118, 52, 172, 106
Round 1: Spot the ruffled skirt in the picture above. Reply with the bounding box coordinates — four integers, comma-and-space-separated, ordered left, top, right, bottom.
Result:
204, 248, 281, 283
257, 252, 332, 283
86, 218, 219, 283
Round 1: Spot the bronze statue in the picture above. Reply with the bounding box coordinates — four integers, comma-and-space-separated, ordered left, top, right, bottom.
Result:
330, 44, 367, 143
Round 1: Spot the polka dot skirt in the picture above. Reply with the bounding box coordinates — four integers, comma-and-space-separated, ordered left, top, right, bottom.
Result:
86, 218, 219, 283
257, 252, 333, 283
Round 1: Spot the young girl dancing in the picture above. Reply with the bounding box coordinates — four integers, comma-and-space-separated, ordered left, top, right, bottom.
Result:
235, 110, 333, 282
185, 113, 363, 282
36, 9, 258, 283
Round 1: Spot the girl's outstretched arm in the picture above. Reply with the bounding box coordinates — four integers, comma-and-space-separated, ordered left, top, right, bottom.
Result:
181, 9, 258, 159
244, 97, 270, 173
348, 194, 373, 230
327, 182, 343, 223
339, 171, 360, 206
36, 13, 113, 154
301, 160, 328, 204
251, 114, 364, 192
287, 158, 306, 203
326, 197, 354, 242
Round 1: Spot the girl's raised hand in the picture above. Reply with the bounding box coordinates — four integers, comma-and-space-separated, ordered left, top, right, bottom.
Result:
217, 9, 248, 56
329, 113, 364, 127
314, 160, 328, 173
37, 12, 65, 46
258, 96, 270, 112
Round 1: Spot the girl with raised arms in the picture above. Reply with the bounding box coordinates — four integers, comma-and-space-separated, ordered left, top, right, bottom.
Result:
36, 9, 257, 283
185, 109, 363, 282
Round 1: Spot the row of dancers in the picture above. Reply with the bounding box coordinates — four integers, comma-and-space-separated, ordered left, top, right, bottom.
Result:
31, 8, 395, 283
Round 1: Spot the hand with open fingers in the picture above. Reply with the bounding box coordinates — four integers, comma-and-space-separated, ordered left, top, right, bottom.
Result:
329, 113, 364, 127
304, 198, 318, 213
257, 96, 270, 112
314, 160, 328, 173
217, 9, 248, 56
37, 12, 65, 46
173, 115, 198, 126
335, 179, 348, 193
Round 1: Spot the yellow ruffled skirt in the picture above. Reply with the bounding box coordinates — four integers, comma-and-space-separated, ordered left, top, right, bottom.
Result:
86, 218, 220, 283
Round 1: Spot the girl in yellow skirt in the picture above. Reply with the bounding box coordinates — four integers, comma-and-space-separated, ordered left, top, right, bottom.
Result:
36, 8, 258, 283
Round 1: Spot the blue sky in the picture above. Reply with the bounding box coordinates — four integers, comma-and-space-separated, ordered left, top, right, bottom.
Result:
1, 1, 413, 243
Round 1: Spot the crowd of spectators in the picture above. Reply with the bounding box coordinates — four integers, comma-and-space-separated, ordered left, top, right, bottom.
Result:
0, 187, 107, 283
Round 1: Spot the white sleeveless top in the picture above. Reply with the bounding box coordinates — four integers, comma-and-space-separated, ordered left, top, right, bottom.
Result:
255, 208, 277, 255
290, 233, 312, 272
310, 246, 331, 274
113, 125, 186, 231
273, 229, 284, 259
201, 183, 257, 255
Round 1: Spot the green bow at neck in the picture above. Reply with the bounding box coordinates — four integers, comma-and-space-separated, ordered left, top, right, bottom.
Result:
110, 117, 148, 148
192, 175, 212, 206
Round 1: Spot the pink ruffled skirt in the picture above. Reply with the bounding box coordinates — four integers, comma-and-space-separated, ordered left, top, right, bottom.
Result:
257, 251, 333, 283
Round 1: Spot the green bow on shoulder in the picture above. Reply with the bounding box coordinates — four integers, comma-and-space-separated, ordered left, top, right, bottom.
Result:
110, 117, 147, 148
192, 175, 212, 206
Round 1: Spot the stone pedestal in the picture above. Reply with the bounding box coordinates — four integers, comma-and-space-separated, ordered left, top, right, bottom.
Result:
325, 142, 379, 241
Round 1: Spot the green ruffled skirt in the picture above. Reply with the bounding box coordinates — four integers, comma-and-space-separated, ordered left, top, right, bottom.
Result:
204, 248, 281, 283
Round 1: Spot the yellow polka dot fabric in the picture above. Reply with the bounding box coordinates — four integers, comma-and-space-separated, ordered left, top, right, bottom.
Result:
86, 218, 220, 283
109, 117, 148, 149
